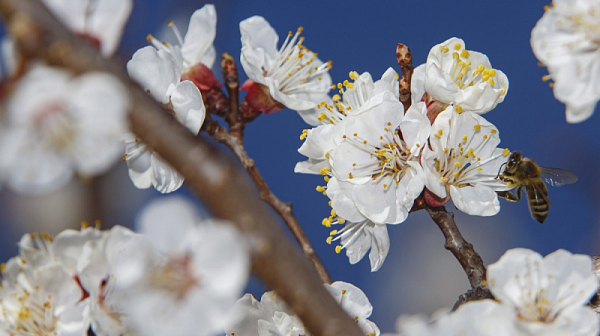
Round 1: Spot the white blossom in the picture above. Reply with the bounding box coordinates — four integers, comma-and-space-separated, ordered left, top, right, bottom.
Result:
146, 4, 221, 91
227, 281, 379, 336
0, 65, 129, 194
487, 248, 600, 336
421, 106, 509, 216
531, 0, 600, 122
239, 16, 332, 125
125, 46, 205, 193
420, 37, 509, 115
295, 69, 426, 271
111, 196, 249, 336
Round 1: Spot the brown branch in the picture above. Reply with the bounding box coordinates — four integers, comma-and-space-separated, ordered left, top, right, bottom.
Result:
583, 256, 600, 315
220, 52, 242, 138
205, 120, 332, 284
396, 43, 413, 112
425, 205, 487, 289
0, 1, 358, 335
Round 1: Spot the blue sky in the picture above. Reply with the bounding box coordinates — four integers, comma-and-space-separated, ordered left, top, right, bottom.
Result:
2, 0, 600, 332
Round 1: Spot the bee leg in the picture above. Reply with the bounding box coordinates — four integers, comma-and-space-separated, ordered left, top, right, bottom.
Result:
497, 187, 522, 202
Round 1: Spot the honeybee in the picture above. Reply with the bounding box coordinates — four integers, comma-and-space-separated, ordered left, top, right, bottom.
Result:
496, 151, 578, 224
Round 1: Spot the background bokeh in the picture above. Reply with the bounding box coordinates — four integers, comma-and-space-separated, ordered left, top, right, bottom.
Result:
2, 0, 600, 332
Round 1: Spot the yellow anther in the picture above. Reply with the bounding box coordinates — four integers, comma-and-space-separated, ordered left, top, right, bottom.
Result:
462, 135, 468, 141
383, 184, 388, 188
146, 34, 153, 42
453, 172, 459, 178
544, 5, 550, 11
81, 221, 89, 228
326, 237, 333, 244
501, 87, 507, 96
316, 186, 325, 192
349, 71, 359, 80
440, 46, 450, 53
474, 124, 481, 131
488, 78, 495, 86
489, 69, 496, 77
477, 167, 483, 171
337, 83, 343, 89
455, 105, 463, 113
549, 82, 555, 88
346, 82, 354, 88
454, 162, 462, 168
330, 230, 338, 236
454, 43, 461, 50
338, 218, 346, 224
452, 52, 460, 59
331, 84, 336, 89
483, 134, 488, 139
167, 21, 174, 27
348, 173, 354, 179
438, 129, 443, 135
298, 26, 304, 32
440, 176, 447, 182
491, 129, 497, 134
333, 94, 341, 101
502, 148, 510, 156
335, 245, 342, 254
331, 209, 336, 217
461, 49, 470, 58
324, 176, 330, 182
300, 133, 307, 140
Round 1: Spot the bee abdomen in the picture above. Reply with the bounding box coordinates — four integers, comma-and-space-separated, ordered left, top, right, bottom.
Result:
526, 183, 549, 224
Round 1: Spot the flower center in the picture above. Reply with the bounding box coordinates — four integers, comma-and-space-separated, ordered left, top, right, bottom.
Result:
266, 27, 331, 94
432, 125, 507, 188
34, 101, 77, 151
438, 43, 505, 96
6, 285, 59, 335
147, 254, 199, 301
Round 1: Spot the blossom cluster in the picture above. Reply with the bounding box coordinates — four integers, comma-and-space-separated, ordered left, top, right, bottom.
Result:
391, 248, 600, 336
0, 196, 249, 336
296, 37, 511, 271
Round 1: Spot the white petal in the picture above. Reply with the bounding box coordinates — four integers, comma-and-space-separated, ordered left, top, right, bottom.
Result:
150, 153, 185, 193
239, 16, 279, 85
89, 0, 133, 56
127, 47, 180, 104
170, 80, 206, 133
181, 5, 217, 68
449, 185, 500, 216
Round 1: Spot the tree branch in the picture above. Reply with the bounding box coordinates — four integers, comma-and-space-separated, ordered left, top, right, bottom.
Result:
0, 1, 358, 335
396, 43, 413, 112
205, 120, 332, 284
425, 205, 487, 289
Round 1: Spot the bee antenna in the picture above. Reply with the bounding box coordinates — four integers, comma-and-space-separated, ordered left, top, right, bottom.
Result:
496, 162, 507, 179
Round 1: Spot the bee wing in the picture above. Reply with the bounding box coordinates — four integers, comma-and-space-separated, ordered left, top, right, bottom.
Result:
540, 167, 578, 187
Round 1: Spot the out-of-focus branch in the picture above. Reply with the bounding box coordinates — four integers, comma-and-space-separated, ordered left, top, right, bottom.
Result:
425, 205, 487, 289
0, 1, 359, 335
396, 43, 413, 112
205, 120, 332, 284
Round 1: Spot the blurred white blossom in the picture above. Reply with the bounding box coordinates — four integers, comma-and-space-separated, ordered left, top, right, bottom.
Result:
487, 248, 599, 336
0, 65, 129, 194
41, 0, 132, 56
531, 0, 600, 122
112, 196, 249, 336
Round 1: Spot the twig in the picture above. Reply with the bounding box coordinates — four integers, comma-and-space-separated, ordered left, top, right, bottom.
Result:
221, 52, 242, 139
396, 43, 413, 112
425, 205, 487, 289
205, 120, 332, 284
0, 1, 358, 335
586, 256, 600, 315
